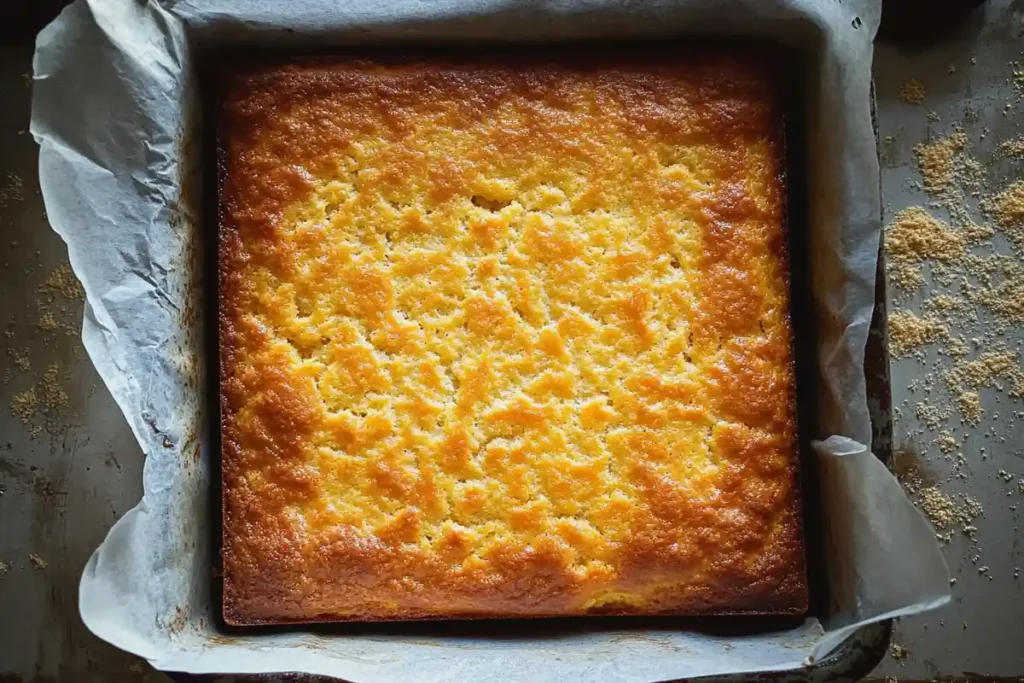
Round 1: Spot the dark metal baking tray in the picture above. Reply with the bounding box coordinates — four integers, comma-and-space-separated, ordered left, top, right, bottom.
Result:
193, 42, 893, 683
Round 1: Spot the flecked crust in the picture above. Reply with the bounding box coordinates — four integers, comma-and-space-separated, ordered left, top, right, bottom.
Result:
217, 51, 808, 625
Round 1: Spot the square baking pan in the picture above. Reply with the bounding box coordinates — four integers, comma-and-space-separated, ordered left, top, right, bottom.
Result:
199, 42, 893, 681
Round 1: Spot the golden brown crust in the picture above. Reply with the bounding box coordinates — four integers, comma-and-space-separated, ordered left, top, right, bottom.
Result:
218, 50, 807, 625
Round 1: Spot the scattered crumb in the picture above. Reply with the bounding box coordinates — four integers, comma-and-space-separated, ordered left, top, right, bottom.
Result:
958, 391, 983, 425
997, 137, 1024, 158
889, 643, 910, 662
0, 172, 25, 209
7, 363, 70, 429
899, 79, 926, 105
984, 180, 1024, 250
918, 486, 983, 532
915, 131, 967, 195
946, 350, 1024, 396
962, 495, 984, 520
39, 363, 68, 411
916, 402, 951, 430
32, 262, 85, 338
10, 388, 38, 424
0, 561, 8, 577
935, 431, 958, 454
946, 336, 969, 358
885, 207, 965, 289
38, 262, 84, 301
924, 295, 965, 313
958, 254, 1024, 326
888, 310, 948, 357
926, 110, 941, 123
6, 347, 30, 373
28, 554, 47, 570
37, 312, 58, 332
960, 156, 984, 194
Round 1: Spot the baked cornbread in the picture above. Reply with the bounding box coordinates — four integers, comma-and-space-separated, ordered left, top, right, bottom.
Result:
217, 51, 807, 625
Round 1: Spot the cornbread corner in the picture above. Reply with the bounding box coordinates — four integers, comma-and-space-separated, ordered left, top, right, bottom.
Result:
217, 51, 807, 624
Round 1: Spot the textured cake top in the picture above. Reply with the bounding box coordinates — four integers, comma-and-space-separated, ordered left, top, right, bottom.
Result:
218, 52, 806, 624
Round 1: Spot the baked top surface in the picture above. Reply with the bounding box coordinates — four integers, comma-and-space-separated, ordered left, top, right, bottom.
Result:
218, 51, 806, 625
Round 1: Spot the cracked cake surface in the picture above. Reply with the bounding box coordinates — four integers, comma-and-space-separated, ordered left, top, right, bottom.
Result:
217, 51, 807, 624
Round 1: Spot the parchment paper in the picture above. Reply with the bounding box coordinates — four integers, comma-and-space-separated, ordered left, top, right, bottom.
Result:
30, 0, 951, 680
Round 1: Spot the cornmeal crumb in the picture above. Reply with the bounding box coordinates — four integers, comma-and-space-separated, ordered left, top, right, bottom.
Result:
984, 180, 1024, 250
6, 347, 30, 373
919, 487, 956, 529
899, 79, 926, 105
915, 132, 966, 196
39, 262, 84, 300
0, 172, 24, 209
888, 310, 948, 357
7, 363, 70, 427
916, 402, 951, 430
997, 137, 1024, 158
885, 207, 965, 289
934, 431, 958, 454
946, 350, 1024, 397
10, 388, 38, 424
958, 391, 982, 425
39, 363, 68, 410
37, 312, 58, 332
918, 486, 982, 532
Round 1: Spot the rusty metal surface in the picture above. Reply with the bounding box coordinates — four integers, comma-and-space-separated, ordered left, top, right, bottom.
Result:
1, 1, 1022, 680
